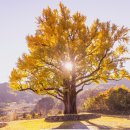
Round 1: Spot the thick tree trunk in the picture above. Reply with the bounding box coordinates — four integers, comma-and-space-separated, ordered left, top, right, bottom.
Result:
63, 88, 77, 114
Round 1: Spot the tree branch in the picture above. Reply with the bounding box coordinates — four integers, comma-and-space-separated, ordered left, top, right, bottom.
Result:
41, 59, 63, 73
76, 77, 98, 87
76, 82, 92, 94
76, 85, 84, 94
46, 92, 64, 102
76, 50, 108, 81
18, 88, 38, 93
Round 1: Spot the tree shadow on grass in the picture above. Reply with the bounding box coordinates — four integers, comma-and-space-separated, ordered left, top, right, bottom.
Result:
0, 122, 7, 128
86, 120, 112, 129
118, 126, 130, 130
54, 121, 88, 129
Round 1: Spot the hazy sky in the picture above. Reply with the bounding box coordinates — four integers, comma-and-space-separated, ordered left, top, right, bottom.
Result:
0, 0, 130, 82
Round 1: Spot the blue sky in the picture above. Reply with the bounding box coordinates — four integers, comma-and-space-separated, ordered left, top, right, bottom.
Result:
0, 0, 130, 82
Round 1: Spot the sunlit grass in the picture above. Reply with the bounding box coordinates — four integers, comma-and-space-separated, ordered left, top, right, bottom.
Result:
88, 115, 130, 129
0, 119, 63, 130
1, 115, 130, 130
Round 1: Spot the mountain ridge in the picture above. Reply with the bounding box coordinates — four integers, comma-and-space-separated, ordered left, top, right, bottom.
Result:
0, 82, 41, 103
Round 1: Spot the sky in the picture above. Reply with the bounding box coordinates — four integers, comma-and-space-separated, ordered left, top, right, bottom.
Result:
0, 0, 130, 83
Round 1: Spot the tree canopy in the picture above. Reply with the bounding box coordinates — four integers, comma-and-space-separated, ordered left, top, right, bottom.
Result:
10, 3, 130, 114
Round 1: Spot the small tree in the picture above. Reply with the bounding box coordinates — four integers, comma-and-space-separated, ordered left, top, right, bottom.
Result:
23, 113, 26, 119
10, 3, 130, 114
8, 110, 18, 121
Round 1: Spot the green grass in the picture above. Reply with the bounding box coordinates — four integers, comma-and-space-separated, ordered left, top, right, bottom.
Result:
1, 115, 130, 130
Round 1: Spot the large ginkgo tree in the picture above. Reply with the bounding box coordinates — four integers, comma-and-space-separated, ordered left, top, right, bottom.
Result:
10, 3, 130, 114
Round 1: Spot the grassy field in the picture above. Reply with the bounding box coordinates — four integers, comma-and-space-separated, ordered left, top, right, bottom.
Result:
1, 115, 130, 130
87, 115, 130, 129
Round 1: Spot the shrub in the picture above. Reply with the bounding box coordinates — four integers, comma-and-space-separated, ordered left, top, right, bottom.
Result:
26, 114, 32, 119
83, 97, 95, 111
107, 87, 130, 112
84, 85, 130, 114
34, 113, 39, 118
57, 110, 62, 115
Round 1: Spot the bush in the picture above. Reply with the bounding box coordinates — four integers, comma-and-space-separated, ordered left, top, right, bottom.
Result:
83, 97, 95, 111
57, 110, 62, 115
26, 114, 32, 119
84, 85, 130, 114
34, 113, 39, 118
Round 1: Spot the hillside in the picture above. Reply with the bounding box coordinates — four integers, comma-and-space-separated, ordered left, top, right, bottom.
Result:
0, 83, 43, 118
0, 83, 42, 103
83, 79, 130, 90
0, 79, 129, 103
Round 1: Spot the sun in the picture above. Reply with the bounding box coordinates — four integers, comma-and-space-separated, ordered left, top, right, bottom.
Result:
64, 62, 73, 71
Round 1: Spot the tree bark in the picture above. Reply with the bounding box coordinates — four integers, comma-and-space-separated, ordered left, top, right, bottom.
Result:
63, 88, 77, 114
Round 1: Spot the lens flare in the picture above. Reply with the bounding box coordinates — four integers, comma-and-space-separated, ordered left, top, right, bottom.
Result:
64, 62, 73, 71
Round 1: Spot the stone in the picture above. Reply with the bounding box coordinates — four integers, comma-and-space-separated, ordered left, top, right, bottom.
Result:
45, 113, 101, 122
